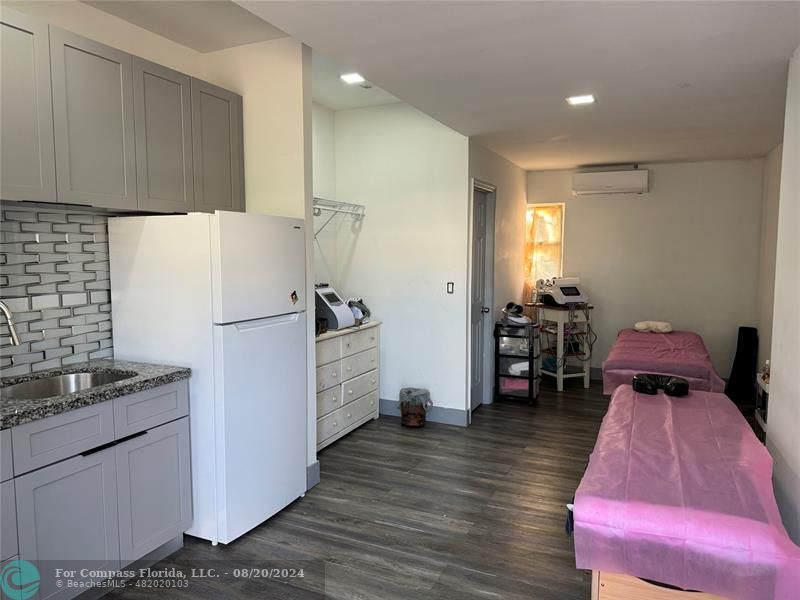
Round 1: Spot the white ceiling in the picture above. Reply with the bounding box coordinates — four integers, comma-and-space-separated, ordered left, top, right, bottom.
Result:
85, 0, 286, 53
312, 51, 400, 111
239, 1, 800, 170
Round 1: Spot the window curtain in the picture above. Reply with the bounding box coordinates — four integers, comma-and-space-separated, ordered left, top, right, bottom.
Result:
525, 204, 564, 285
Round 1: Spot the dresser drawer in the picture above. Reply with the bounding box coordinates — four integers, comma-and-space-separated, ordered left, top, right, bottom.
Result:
342, 370, 378, 406
341, 348, 378, 381
315, 336, 341, 366
113, 380, 189, 438
342, 327, 378, 357
316, 386, 343, 418
347, 391, 379, 423
316, 360, 342, 392
317, 406, 344, 443
317, 391, 378, 444
12, 401, 115, 475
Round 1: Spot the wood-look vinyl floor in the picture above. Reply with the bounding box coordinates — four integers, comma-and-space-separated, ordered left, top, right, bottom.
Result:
108, 380, 609, 599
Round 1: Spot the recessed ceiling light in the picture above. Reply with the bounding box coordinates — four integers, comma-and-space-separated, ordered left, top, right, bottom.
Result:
341, 73, 365, 85
566, 94, 596, 106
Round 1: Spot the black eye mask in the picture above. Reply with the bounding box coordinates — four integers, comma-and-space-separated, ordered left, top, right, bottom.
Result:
632, 374, 690, 397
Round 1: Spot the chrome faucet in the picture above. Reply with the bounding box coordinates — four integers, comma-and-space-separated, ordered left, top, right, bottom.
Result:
0, 300, 21, 346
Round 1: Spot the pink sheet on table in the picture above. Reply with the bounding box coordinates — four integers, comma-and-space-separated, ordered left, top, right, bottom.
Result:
602, 329, 725, 394
574, 386, 800, 600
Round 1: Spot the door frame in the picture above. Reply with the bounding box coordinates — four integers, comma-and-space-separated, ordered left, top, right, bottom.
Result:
466, 178, 496, 425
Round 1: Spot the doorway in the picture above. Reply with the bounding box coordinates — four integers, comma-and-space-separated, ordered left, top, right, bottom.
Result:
469, 180, 496, 422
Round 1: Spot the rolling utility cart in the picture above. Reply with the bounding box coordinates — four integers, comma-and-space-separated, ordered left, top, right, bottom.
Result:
536, 304, 594, 392
494, 321, 540, 403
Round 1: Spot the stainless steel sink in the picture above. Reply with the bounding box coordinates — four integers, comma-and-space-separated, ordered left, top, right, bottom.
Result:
0, 371, 136, 400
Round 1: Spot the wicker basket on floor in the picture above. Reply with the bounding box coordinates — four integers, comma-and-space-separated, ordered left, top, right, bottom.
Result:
399, 388, 432, 428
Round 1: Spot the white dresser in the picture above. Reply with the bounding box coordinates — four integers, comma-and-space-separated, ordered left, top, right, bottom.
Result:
315, 321, 381, 450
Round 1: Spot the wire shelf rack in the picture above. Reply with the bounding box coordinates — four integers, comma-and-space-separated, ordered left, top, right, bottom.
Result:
313, 197, 366, 238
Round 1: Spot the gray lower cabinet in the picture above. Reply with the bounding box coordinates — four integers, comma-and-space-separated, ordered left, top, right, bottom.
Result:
0, 7, 57, 202
50, 26, 137, 210
15, 447, 120, 600
0, 480, 17, 561
4, 382, 191, 600
191, 78, 245, 213
133, 58, 194, 213
116, 418, 192, 565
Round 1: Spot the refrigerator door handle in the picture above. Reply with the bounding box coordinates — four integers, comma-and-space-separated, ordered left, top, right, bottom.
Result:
231, 312, 301, 331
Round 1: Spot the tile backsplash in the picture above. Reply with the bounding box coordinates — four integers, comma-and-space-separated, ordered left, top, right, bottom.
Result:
1, 207, 113, 376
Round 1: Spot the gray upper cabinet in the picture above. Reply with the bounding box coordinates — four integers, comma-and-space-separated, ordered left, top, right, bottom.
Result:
191, 78, 245, 213
0, 7, 57, 202
50, 26, 137, 210
15, 448, 120, 600
133, 58, 194, 213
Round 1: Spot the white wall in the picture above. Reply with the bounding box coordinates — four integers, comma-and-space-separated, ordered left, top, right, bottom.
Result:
757, 145, 783, 369
312, 103, 337, 200
7, 0, 308, 218
527, 160, 764, 373
311, 102, 341, 285
468, 141, 527, 309
768, 45, 800, 544
328, 103, 470, 412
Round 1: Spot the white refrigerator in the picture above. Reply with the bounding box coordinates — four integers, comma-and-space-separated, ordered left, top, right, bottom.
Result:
109, 211, 308, 545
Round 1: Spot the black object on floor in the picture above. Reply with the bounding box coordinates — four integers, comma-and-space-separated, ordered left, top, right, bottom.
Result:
726, 326, 758, 409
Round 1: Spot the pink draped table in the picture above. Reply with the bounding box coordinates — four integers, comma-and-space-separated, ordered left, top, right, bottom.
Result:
574, 385, 800, 600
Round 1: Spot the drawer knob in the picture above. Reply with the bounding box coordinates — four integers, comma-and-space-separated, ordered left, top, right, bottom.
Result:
370, 400, 374, 406
346, 342, 351, 348
347, 413, 352, 418
348, 390, 353, 395
371, 379, 376, 384
333, 421, 337, 427
333, 396, 337, 402
347, 366, 352, 372
332, 372, 338, 378
371, 358, 375, 363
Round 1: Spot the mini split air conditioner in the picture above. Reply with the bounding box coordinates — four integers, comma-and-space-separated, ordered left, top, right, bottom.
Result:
571, 169, 649, 195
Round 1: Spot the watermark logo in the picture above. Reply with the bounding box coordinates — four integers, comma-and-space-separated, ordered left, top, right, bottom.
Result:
1, 560, 40, 600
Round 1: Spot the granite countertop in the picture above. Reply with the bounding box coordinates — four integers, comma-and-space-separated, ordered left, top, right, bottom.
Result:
0, 359, 191, 430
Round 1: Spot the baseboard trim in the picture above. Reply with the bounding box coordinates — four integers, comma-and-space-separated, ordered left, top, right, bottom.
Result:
380, 398, 468, 427
306, 460, 320, 490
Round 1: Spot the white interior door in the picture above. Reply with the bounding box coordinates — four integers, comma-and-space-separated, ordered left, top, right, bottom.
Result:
213, 312, 307, 543
470, 190, 490, 412
211, 211, 306, 323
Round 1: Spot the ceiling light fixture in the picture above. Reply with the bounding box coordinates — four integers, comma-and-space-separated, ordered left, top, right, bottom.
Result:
340, 73, 365, 85
566, 94, 596, 106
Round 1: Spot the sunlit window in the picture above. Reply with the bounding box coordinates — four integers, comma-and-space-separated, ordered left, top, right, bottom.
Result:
525, 204, 564, 284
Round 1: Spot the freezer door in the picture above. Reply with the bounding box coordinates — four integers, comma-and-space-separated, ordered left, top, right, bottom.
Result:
213, 312, 307, 543
211, 211, 306, 324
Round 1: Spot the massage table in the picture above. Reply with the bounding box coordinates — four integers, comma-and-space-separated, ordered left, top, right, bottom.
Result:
573, 385, 800, 600
602, 329, 725, 395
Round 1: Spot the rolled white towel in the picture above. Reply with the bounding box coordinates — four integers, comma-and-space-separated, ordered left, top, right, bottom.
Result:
634, 320, 673, 333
